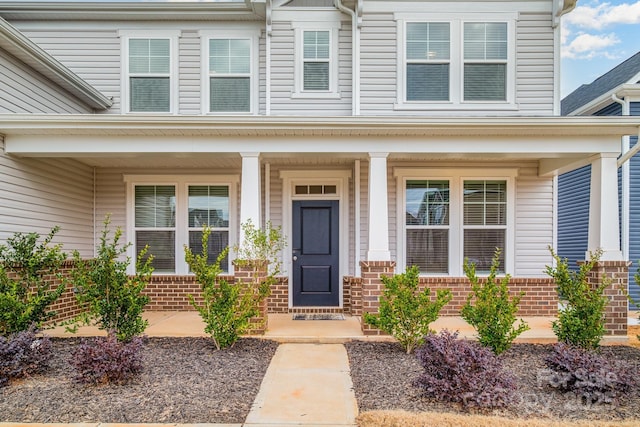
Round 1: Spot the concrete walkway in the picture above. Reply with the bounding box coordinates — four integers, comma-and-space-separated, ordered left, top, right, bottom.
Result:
245, 343, 358, 427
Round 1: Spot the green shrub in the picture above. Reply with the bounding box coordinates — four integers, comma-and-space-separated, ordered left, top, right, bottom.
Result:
545, 248, 608, 350
233, 219, 285, 283
0, 227, 66, 336
462, 248, 529, 355
70, 216, 152, 342
363, 266, 451, 354
185, 227, 270, 350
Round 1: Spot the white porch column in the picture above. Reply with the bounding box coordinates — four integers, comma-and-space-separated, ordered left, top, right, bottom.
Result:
367, 152, 391, 261
587, 153, 624, 261
240, 152, 261, 232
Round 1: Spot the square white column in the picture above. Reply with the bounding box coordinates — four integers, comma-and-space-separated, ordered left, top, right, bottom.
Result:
240, 152, 262, 232
367, 152, 391, 261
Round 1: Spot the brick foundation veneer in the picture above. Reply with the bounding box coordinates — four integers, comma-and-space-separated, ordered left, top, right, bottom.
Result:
43, 261, 85, 324
266, 277, 289, 313
586, 261, 629, 337
360, 260, 397, 335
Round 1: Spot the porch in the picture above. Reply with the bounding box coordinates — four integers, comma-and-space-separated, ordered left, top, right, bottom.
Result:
45, 311, 566, 344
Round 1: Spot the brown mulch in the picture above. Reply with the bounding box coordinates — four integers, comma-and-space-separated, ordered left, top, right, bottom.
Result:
0, 337, 278, 424
346, 340, 640, 423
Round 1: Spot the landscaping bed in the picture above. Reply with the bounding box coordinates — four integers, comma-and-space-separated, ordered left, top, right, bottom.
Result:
346, 340, 640, 423
0, 337, 278, 424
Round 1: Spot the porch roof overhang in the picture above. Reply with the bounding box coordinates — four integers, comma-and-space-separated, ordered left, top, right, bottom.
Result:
1, 114, 639, 177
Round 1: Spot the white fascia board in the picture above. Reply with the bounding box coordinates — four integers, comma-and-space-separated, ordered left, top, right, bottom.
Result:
4, 134, 623, 158
0, 18, 112, 110
569, 83, 640, 116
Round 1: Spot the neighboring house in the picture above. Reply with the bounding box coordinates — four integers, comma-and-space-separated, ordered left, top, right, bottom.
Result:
0, 0, 637, 336
559, 52, 640, 306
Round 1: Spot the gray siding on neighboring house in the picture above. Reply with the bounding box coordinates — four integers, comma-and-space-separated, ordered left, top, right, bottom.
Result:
557, 165, 590, 270
629, 135, 640, 305
0, 142, 94, 256
0, 49, 91, 113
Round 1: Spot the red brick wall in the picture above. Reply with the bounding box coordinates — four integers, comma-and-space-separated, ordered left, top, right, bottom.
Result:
266, 277, 289, 313
43, 261, 85, 324
586, 261, 629, 337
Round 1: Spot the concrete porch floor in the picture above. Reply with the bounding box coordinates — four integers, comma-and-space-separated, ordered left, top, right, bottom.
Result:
45, 311, 569, 343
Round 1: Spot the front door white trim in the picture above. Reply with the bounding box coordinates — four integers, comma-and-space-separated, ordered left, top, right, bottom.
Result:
280, 169, 351, 308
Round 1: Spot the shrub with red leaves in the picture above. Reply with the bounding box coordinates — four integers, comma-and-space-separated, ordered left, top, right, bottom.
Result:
543, 343, 635, 404
0, 328, 52, 387
414, 330, 516, 409
70, 332, 144, 385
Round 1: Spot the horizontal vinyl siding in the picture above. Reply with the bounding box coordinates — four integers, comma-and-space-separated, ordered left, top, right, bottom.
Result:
0, 147, 94, 256
359, 13, 397, 115
0, 50, 90, 113
179, 30, 202, 115
269, 20, 352, 115
515, 172, 554, 277
19, 29, 122, 113
557, 165, 590, 271
516, 13, 554, 115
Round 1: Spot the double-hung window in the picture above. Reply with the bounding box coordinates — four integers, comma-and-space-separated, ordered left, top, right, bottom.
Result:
463, 23, 508, 101
292, 21, 341, 98
406, 23, 450, 102
397, 169, 515, 276
126, 176, 237, 275
120, 31, 179, 113
396, 13, 515, 109
201, 30, 259, 114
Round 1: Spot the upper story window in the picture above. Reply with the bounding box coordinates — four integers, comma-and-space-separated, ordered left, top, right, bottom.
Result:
395, 13, 516, 111
463, 23, 508, 101
119, 30, 180, 114
125, 175, 238, 275
292, 21, 341, 99
200, 29, 260, 114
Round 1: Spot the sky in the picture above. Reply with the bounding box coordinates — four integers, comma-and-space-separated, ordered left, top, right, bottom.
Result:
2, 0, 640, 98
561, 0, 640, 97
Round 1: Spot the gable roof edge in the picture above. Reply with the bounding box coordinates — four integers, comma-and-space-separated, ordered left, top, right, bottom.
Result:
0, 17, 112, 111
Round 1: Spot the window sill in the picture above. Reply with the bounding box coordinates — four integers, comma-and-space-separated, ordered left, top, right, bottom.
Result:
291, 91, 342, 100
393, 102, 519, 111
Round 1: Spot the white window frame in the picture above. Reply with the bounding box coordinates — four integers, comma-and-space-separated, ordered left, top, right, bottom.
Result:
119, 30, 180, 114
124, 175, 239, 275
394, 13, 517, 111
291, 21, 341, 99
199, 29, 261, 115
395, 168, 516, 276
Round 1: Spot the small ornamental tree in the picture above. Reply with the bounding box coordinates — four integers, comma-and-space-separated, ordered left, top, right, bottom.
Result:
363, 266, 452, 354
233, 219, 285, 285
0, 227, 66, 336
545, 248, 608, 350
70, 216, 152, 342
462, 248, 529, 355
186, 226, 272, 350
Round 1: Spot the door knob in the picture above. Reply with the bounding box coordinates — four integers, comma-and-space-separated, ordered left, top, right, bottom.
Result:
293, 256, 298, 261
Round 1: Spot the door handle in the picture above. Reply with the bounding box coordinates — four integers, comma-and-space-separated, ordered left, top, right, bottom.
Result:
293, 255, 298, 261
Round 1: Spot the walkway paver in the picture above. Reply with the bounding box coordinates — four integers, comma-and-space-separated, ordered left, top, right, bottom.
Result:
244, 343, 358, 426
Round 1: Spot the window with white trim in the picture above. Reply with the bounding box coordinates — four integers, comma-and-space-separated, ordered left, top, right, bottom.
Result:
120, 30, 179, 114
398, 169, 515, 276
208, 38, 251, 112
292, 21, 341, 98
396, 13, 515, 110
463, 180, 507, 273
463, 23, 508, 101
126, 176, 237, 274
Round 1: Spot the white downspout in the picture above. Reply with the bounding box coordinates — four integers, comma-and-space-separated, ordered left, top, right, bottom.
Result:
334, 0, 361, 115
266, 0, 272, 115
611, 94, 630, 261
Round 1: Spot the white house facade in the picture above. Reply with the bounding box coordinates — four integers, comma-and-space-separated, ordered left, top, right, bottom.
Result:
0, 1, 637, 335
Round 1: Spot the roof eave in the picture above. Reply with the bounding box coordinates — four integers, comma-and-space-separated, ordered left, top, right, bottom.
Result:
0, 17, 112, 110
568, 83, 640, 116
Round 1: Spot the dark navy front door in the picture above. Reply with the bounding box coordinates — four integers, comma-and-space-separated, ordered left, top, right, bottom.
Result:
292, 200, 339, 306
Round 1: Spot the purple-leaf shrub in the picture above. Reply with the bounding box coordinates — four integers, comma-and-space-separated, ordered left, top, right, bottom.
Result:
0, 328, 52, 387
543, 343, 635, 404
70, 332, 144, 385
414, 330, 517, 409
